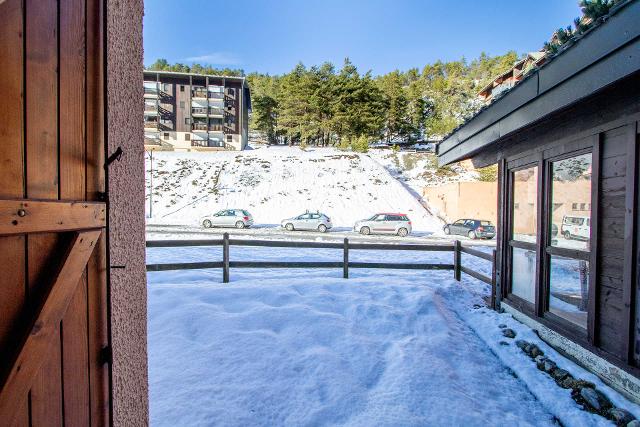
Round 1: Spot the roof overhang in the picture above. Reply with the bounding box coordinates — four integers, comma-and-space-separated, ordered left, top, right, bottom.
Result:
437, 0, 640, 166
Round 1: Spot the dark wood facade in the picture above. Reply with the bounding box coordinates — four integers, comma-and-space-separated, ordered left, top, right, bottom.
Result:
0, 0, 110, 425
437, 0, 640, 395
490, 73, 640, 374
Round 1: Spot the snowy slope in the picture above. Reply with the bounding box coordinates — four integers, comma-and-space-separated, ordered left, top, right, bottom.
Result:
146, 147, 443, 232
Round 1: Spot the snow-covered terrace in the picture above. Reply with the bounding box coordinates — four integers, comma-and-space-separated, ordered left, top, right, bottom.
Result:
147, 245, 640, 426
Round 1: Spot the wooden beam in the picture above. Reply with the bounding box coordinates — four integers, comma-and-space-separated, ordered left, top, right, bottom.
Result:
0, 199, 106, 235
0, 230, 101, 426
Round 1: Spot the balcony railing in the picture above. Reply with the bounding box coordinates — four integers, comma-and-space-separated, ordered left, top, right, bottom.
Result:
144, 87, 158, 96
191, 140, 208, 147
208, 108, 224, 116
144, 122, 158, 129
192, 107, 207, 115
209, 125, 223, 132
192, 89, 207, 98
192, 123, 208, 131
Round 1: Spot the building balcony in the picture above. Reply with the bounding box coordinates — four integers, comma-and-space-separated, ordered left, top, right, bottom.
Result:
192, 89, 207, 99
191, 107, 208, 116
208, 108, 224, 117
191, 139, 208, 147
144, 121, 158, 129
192, 123, 208, 132
209, 125, 223, 132
208, 92, 224, 100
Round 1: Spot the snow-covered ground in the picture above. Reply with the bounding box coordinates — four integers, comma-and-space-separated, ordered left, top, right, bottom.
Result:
146, 146, 444, 232
147, 243, 639, 426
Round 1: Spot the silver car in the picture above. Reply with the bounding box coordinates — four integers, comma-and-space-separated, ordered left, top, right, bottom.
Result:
354, 213, 412, 237
281, 212, 332, 233
202, 209, 254, 229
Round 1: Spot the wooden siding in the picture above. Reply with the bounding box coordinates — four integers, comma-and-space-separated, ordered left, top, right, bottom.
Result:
493, 72, 640, 375
0, 0, 109, 425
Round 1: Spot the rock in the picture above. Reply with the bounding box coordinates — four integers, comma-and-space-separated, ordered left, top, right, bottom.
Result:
502, 328, 516, 339
572, 379, 595, 390
560, 376, 577, 389
498, 324, 507, 329
529, 345, 544, 358
499, 341, 510, 346
543, 360, 557, 373
580, 387, 612, 412
607, 408, 635, 426
516, 340, 528, 350
627, 420, 640, 427
551, 368, 569, 382
535, 355, 547, 370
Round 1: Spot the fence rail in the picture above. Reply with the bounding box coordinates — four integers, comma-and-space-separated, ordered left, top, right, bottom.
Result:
146, 234, 496, 305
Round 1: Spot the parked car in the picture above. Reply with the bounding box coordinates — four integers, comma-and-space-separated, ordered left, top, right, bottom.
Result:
353, 213, 412, 237
443, 219, 495, 239
561, 215, 590, 240
281, 211, 332, 232
202, 209, 254, 229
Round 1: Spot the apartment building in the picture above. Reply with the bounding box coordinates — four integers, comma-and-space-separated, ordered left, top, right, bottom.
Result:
144, 70, 251, 151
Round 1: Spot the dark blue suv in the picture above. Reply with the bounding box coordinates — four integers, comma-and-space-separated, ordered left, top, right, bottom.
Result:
443, 219, 496, 239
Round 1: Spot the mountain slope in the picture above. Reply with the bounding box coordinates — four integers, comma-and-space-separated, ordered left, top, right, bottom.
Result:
146, 147, 443, 232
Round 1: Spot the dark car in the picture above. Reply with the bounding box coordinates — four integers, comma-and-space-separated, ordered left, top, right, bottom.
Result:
443, 219, 496, 239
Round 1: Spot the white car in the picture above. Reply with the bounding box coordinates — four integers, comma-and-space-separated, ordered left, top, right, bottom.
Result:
281, 212, 332, 233
560, 215, 590, 240
353, 213, 412, 237
202, 209, 254, 229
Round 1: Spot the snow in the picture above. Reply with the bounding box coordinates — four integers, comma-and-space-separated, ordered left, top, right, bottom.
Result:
146, 146, 443, 233
147, 243, 639, 426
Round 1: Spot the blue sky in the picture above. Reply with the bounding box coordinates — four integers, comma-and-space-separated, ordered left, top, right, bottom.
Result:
143, 0, 581, 75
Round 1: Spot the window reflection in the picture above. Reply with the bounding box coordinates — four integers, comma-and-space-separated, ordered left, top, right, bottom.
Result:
511, 247, 536, 303
549, 256, 589, 329
512, 167, 538, 242
550, 153, 592, 251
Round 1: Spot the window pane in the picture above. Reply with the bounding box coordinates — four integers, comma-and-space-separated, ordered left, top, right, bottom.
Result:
511, 247, 536, 303
549, 256, 589, 329
550, 153, 592, 251
512, 167, 538, 242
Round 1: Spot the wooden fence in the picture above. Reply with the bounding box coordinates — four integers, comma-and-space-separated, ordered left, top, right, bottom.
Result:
146, 234, 497, 306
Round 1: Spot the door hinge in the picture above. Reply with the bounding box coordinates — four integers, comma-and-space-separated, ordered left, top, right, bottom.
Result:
100, 345, 112, 365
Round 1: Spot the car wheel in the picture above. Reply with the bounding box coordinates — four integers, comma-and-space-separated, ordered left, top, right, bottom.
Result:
285, 223, 294, 231
360, 226, 371, 235
397, 227, 408, 237
468, 230, 476, 239
318, 224, 327, 233
202, 219, 212, 228
563, 231, 572, 239
444, 226, 450, 235
235, 221, 245, 229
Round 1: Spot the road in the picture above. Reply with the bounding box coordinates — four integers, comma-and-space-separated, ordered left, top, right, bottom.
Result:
146, 223, 497, 247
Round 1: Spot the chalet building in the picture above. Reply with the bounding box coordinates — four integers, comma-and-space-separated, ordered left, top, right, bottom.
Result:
477, 51, 547, 102
438, 0, 640, 401
144, 71, 251, 151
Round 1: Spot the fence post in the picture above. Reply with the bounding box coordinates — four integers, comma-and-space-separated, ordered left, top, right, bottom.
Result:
490, 249, 497, 309
223, 232, 230, 283
343, 238, 349, 279
453, 240, 461, 281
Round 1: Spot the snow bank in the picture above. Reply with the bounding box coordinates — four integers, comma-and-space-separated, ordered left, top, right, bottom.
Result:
145, 147, 443, 232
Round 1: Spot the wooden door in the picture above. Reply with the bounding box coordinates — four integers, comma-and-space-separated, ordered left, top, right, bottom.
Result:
0, 0, 110, 426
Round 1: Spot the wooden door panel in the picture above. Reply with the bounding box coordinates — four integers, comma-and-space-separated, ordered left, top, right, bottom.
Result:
0, 0, 109, 425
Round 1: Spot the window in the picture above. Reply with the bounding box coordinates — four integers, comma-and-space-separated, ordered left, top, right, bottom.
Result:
163, 132, 169, 139
509, 166, 538, 304
184, 134, 190, 141
180, 85, 185, 92
227, 135, 232, 142
185, 118, 190, 125
547, 152, 592, 330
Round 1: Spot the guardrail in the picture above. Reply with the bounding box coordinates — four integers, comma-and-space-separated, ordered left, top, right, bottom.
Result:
146, 234, 496, 306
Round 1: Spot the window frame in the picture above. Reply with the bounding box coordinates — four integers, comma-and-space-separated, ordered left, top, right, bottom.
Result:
541, 147, 594, 338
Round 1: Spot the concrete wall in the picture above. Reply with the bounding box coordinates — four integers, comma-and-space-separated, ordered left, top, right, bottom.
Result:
423, 181, 498, 224
107, 0, 149, 425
